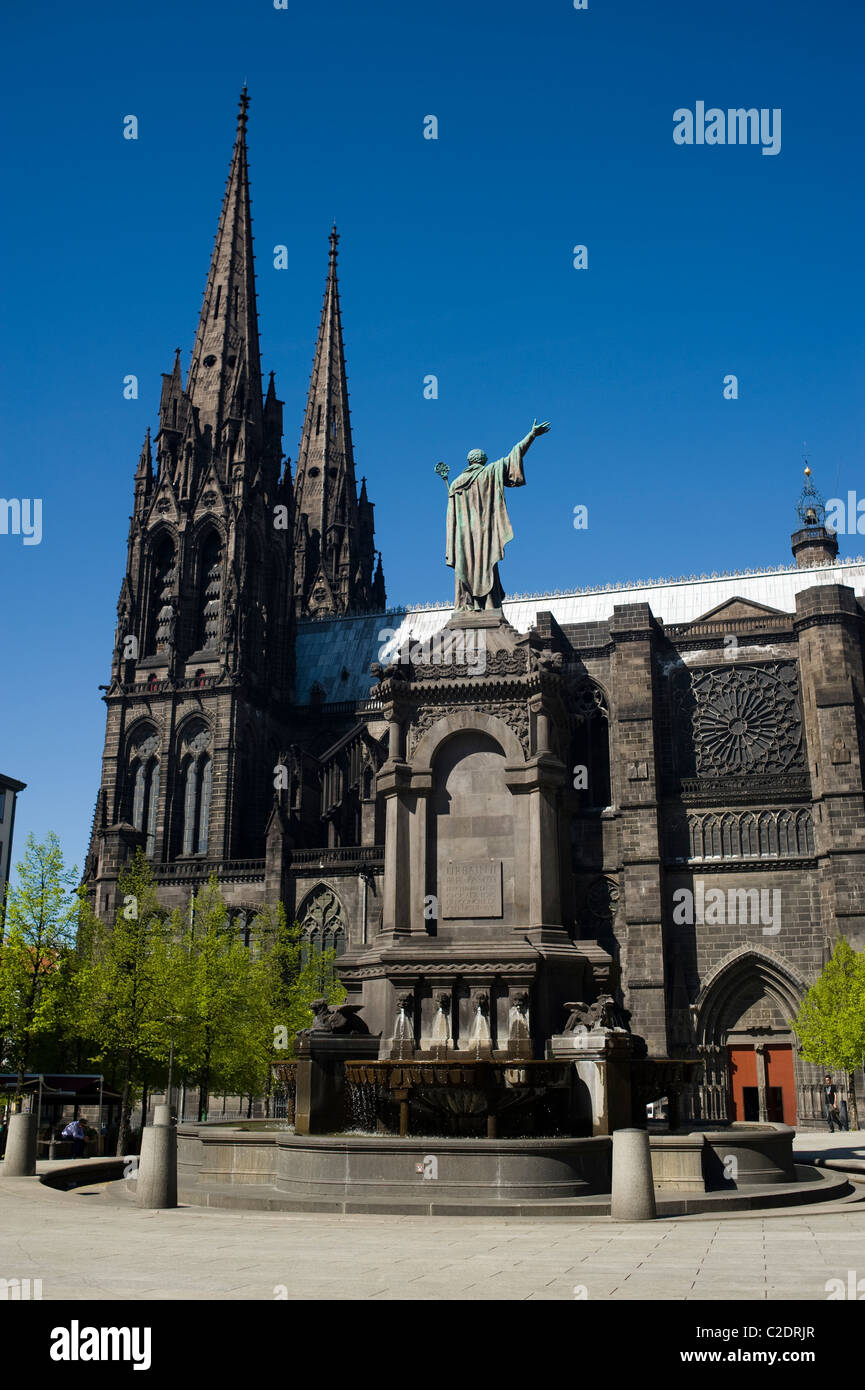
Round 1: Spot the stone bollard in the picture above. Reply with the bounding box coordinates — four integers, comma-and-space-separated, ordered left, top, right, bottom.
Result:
610, 1127, 657, 1221
135, 1104, 177, 1209
4, 1112, 38, 1176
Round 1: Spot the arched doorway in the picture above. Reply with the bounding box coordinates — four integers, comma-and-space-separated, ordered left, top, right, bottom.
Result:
692, 950, 806, 1125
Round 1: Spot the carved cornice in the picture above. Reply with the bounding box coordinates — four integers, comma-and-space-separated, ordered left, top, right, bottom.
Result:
674, 774, 811, 805
663, 857, 817, 873
794, 610, 864, 634
339, 960, 538, 980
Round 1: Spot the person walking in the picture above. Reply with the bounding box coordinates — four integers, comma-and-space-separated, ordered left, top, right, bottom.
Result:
823, 1075, 843, 1133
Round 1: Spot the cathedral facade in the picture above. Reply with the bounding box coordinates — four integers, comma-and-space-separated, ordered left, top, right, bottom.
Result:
84, 95, 865, 1127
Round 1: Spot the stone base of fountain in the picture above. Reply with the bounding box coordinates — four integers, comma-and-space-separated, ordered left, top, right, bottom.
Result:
165, 1121, 856, 1217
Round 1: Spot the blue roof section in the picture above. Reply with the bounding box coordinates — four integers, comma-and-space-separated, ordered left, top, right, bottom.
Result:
295, 609, 447, 704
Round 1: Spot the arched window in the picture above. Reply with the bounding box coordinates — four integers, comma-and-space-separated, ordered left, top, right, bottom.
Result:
758, 812, 775, 857
129, 731, 160, 856
245, 535, 265, 659
145, 535, 176, 657
688, 815, 702, 860
778, 810, 795, 856
298, 885, 345, 982
196, 531, 223, 651
571, 684, 611, 810
704, 815, 721, 859
740, 812, 757, 857
721, 813, 738, 859
179, 726, 212, 856
796, 809, 814, 855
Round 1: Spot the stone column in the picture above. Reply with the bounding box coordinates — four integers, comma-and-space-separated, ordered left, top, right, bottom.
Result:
408, 774, 433, 935
505, 754, 567, 934
795, 586, 865, 945
608, 603, 668, 1055
755, 1043, 769, 1122
4, 1112, 37, 1177
136, 1106, 177, 1209
611, 1128, 657, 1221
378, 764, 412, 938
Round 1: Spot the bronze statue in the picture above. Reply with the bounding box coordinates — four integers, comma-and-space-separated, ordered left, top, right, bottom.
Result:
436, 419, 551, 612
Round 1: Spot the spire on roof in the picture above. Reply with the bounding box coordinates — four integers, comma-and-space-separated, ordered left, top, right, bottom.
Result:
135, 427, 153, 480
184, 86, 263, 467
293, 224, 355, 545
292, 227, 384, 617
792, 462, 838, 569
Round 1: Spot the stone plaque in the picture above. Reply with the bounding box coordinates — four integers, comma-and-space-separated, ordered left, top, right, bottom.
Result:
441, 860, 503, 919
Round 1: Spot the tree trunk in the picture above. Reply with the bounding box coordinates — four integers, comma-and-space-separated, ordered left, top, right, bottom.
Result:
116, 1053, 134, 1156
198, 1062, 210, 1123
848, 1071, 860, 1131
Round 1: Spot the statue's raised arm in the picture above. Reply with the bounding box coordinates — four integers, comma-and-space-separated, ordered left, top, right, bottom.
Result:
516, 419, 551, 454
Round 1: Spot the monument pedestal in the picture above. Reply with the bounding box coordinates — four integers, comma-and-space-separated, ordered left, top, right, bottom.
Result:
294, 1035, 380, 1135
549, 1029, 635, 1136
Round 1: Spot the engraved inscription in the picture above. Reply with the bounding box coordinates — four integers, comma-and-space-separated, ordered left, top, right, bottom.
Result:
441, 860, 503, 919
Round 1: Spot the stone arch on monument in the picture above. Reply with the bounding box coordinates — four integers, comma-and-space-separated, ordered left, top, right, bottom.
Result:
411, 708, 526, 770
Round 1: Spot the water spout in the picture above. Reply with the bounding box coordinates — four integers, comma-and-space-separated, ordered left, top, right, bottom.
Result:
468, 1004, 491, 1058
430, 1006, 450, 1059
393, 1007, 413, 1060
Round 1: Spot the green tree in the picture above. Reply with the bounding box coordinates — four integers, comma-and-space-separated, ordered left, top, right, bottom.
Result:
791, 936, 865, 1130
77, 851, 174, 1153
171, 877, 259, 1121
251, 903, 344, 1109
0, 833, 80, 1094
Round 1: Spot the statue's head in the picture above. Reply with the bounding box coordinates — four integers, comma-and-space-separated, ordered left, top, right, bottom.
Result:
466, 448, 487, 466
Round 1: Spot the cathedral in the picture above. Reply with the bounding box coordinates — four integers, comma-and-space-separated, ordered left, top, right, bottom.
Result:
84, 93, 865, 1128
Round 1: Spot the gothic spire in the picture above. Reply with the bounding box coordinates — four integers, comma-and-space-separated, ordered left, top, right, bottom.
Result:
294, 226, 356, 555
185, 86, 263, 466
135, 427, 153, 482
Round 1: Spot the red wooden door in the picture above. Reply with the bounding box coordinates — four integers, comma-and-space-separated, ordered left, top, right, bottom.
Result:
728, 1046, 757, 1120
766, 1045, 796, 1125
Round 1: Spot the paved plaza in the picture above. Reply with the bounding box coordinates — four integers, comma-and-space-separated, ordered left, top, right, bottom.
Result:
0, 1133, 862, 1301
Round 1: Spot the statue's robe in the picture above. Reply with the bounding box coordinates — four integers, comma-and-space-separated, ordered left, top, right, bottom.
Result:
445, 443, 526, 609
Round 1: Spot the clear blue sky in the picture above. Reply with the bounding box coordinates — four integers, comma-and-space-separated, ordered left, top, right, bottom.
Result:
2, 0, 863, 880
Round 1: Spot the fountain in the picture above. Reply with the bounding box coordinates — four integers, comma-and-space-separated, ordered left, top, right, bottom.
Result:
171, 993, 820, 1213
165, 615, 822, 1214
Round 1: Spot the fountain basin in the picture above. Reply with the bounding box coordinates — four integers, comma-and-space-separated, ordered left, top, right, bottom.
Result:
176, 1129, 610, 1200
277, 1133, 610, 1202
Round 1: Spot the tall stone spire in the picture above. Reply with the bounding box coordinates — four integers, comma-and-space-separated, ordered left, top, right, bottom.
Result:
185, 86, 263, 470
293, 227, 384, 617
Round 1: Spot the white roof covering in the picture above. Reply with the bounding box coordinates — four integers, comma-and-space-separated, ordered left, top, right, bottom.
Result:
296, 556, 865, 705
